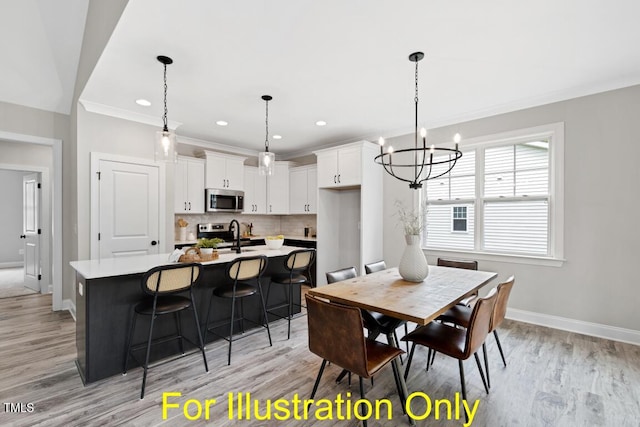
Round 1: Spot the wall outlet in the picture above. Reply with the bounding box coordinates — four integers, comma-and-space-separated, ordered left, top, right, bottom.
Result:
78, 282, 83, 296
18, 249, 24, 255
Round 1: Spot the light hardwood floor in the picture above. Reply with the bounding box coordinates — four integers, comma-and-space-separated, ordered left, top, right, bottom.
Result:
1, 292, 638, 426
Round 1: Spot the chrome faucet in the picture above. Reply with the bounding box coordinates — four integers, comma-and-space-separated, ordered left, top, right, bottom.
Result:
229, 219, 241, 254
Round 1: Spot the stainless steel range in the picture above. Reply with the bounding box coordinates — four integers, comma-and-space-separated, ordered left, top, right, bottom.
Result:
197, 223, 249, 249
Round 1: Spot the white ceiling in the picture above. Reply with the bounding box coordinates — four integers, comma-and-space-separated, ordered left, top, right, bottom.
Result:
5, 1, 640, 157
0, 0, 88, 114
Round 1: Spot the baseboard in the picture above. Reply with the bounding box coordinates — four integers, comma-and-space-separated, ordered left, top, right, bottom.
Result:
0, 262, 23, 269
63, 299, 76, 322
506, 308, 640, 346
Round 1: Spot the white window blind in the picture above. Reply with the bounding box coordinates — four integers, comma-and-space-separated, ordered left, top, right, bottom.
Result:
422, 124, 562, 260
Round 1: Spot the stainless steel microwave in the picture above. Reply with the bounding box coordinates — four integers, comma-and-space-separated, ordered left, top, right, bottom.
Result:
205, 188, 244, 213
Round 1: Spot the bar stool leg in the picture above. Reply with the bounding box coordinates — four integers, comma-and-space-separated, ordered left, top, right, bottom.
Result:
190, 293, 209, 372
202, 290, 215, 346
256, 280, 272, 346
175, 312, 184, 355
123, 310, 137, 375
227, 292, 237, 366
287, 282, 293, 339
141, 311, 157, 399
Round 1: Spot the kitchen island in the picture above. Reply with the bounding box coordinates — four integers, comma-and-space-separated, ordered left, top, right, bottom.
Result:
70, 246, 306, 384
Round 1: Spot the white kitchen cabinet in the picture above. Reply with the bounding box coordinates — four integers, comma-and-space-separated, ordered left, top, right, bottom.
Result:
316, 144, 361, 188
289, 165, 317, 214
243, 166, 266, 214
314, 141, 383, 285
174, 156, 205, 213
204, 151, 246, 191
242, 162, 290, 214
267, 162, 290, 214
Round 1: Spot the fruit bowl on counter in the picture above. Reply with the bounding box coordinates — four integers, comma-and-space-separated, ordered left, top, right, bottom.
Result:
265, 235, 285, 249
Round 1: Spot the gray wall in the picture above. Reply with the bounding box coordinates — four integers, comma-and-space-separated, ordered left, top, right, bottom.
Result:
383, 84, 640, 333
0, 170, 28, 265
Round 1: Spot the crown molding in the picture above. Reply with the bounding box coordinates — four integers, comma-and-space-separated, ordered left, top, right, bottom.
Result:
176, 135, 259, 158
78, 99, 182, 130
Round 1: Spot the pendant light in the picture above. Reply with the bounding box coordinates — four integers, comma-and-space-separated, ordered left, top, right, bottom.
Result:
258, 95, 275, 176
154, 55, 177, 162
374, 52, 462, 189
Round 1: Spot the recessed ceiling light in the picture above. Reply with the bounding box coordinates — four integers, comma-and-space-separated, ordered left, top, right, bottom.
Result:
216, 120, 228, 126
315, 120, 327, 126
136, 99, 151, 106
273, 135, 282, 140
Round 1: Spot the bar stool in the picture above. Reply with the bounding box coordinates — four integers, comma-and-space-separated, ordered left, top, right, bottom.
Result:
123, 262, 208, 399
203, 255, 272, 365
266, 248, 316, 339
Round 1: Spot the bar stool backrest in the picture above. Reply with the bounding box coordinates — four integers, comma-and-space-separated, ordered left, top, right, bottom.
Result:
142, 263, 202, 295
285, 249, 315, 271
227, 255, 268, 281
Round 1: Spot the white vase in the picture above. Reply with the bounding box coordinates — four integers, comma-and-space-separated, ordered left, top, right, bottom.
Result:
398, 234, 429, 282
179, 227, 187, 242
200, 248, 214, 256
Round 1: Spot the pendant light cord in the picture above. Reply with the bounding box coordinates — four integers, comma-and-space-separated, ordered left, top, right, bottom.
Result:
162, 63, 169, 132
264, 97, 270, 152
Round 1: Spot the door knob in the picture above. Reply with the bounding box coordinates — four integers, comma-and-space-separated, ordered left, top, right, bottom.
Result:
151, 240, 158, 246
20, 235, 26, 239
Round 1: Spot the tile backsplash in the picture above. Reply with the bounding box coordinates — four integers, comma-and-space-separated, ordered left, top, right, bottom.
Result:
174, 213, 316, 241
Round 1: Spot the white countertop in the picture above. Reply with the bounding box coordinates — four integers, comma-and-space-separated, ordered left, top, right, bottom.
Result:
174, 235, 317, 246
70, 245, 304, 279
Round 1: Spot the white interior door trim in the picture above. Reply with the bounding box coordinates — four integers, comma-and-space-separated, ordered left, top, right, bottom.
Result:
0, 130, 62, 311
90, 152, 166, 260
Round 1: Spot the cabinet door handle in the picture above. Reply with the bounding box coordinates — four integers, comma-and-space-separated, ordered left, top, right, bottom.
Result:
184, 202, 187, 210
333, 175, 337, 184
188, 202, 191, 210
338, 174, 341, 183
270, 205, 272, 212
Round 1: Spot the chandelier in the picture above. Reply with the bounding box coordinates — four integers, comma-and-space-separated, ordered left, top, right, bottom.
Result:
154, 55, 176, 162
375, 52, 462, 189
258, 95, 275, 176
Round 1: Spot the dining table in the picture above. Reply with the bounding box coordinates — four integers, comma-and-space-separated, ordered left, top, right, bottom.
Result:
307, 266, 498, 326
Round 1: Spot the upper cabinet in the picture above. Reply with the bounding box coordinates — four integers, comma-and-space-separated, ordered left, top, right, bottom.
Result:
204, 151, 246, 191
174, 156, 205, 213
243, 166, 267, 214
289, 165, 317, 214
267, 162, 290, 214
243, 162, 290, 215
315, 144, 362, 188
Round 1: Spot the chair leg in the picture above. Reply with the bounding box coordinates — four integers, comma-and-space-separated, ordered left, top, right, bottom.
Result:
474, 352, 489, 394
175, 312, 184, 355
256, 280, 272, 347
190, 296, 209, 373
391, 358, 415, 425
123, 310, 137, 375
483, 342, 490, 389
494, 330, 507, 366
310, 359, 327, 399
141, 312, 157, 399
391, 331, 404, 364
458, 359, 468, 425
202, 289, 215, 346
426, 348, 436, 372
404, 323, 409, 352
359, 376, 368, 427
227, 293, 236, 366
287, 283, 293, 340
404, 342, 416, 380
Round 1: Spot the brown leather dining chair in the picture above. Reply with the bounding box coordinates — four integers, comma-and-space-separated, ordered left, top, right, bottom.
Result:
306, 294, 414, 427
402, 288, 498, 424
437, 257, 479, 306
437, 276, 515, 388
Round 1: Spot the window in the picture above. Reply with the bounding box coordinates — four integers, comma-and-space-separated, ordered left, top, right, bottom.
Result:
452, 206, 467, 232
422, 123, 564, 261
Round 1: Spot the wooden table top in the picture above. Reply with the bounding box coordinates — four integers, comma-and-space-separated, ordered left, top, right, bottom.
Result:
308, 266, 498, 325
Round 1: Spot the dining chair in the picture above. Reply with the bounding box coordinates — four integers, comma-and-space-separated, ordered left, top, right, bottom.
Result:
437, 257, 479, 306
363, 260, 410, 352
402, 288, 498, 424
123, 262, 208, 399
203, 255, 272, 365
437, 276, 515, 388
266, 249, 316, 339
306, 294, 414, 427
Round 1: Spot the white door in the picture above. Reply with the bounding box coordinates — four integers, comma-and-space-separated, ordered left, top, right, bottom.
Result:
98, 160, 160, 258
23, 173, 40, 292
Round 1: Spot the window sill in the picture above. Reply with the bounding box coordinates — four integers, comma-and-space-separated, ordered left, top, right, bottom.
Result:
422, 248, 565, 267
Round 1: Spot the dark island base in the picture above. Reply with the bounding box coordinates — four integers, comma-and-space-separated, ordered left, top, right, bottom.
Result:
75, 256, 301, 384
